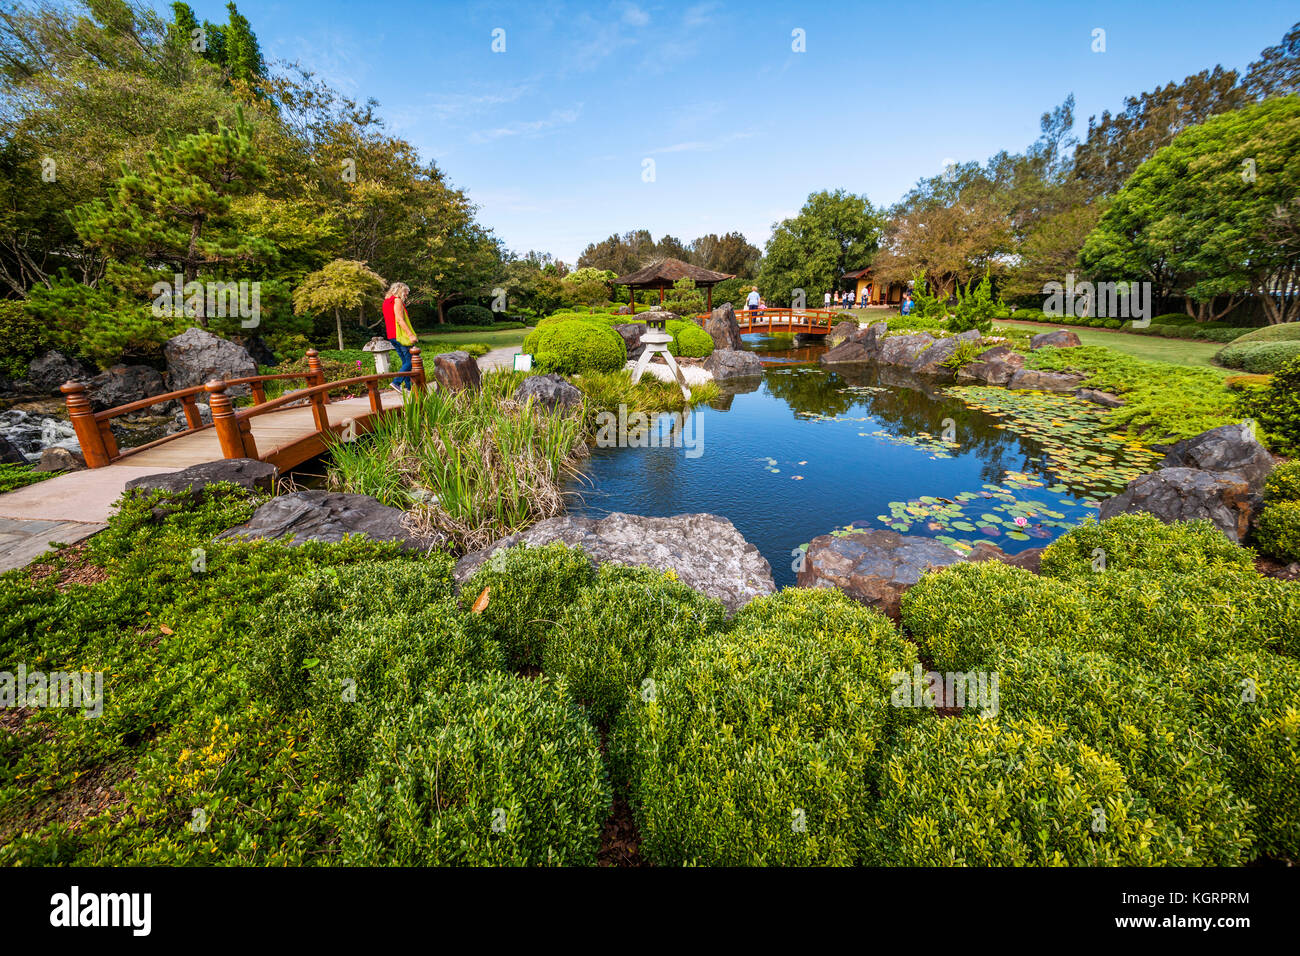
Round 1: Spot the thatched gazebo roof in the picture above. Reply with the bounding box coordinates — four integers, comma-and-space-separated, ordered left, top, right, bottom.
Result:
613, 258, 736, 315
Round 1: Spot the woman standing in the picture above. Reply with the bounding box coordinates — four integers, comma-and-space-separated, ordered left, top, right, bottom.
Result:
383, 282, 418, 391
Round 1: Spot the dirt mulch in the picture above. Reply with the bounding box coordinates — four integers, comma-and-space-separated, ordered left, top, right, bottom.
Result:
598, 797, 646, 867
26, 542, 108, 590
1255, 556, 1299, 581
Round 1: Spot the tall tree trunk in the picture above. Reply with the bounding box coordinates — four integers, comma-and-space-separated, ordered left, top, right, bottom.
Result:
335, 307, 344, 350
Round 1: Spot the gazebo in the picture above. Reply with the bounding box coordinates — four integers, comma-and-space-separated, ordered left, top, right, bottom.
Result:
614, 258, 735, 317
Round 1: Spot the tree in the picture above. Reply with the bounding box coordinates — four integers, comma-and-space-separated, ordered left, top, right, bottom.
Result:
1243, 21, 1300, 100
576, 229, 653, 273
757, 189, 882, 303
1080, 97, 1300, 324
292, 259, 385, 350
689, 231, 761, 277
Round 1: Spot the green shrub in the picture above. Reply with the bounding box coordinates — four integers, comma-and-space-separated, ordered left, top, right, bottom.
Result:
341, 673, 609, 865
1237, 355, 1300, 455
900, 561, 1092, 671
989, 646, 1252, 863
1230, 322, 1300, 344
665, 319, 714, 358
0, 299, 53, 379
446, 303, 495, 325
462, 542, 595, 670
1254, 501, 1300, 563
1039, 513, 1256, 580
544, 565, 726, 725
1264, 460, 1300, 503
617, 589, 919, 865
1217, 340, 1300, 373
875, 718, 1222, 865
521, 319, 626, 374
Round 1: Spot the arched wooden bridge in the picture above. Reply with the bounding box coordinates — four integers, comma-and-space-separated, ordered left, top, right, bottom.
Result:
700, 308, 843, 335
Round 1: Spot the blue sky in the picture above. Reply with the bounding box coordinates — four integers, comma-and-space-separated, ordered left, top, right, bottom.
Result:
187, 1, 1295, 263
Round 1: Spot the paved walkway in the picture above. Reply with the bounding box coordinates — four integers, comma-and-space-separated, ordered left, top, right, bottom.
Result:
0, 516, 108, 573
477, 346, 523, 372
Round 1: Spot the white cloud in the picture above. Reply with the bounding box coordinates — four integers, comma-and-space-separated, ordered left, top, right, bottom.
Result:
470, 106, 582, 143
622, 3, 650, 27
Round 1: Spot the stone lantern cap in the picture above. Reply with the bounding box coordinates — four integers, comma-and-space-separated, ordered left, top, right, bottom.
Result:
362, 337, 396, 352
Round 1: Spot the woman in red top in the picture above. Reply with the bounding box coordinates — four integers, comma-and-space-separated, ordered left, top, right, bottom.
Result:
382, 282, 417, 391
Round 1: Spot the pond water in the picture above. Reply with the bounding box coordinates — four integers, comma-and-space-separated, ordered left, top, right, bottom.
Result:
565, 334, 1152, 588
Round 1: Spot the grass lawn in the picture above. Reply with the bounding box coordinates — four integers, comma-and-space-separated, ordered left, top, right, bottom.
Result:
995, 320, 1230, 373
418, 326, 533, 349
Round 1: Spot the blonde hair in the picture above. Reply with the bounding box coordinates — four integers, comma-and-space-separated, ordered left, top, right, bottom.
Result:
386, 282, 410, 301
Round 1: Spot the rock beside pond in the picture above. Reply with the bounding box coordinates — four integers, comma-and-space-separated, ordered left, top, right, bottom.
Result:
164, 328, 257, 395
1099, 467, 1255, 543
909, 336, 965, 376
1030, 330, 1082, 350
877, 333, 937, 369
703, 303, 744, 350
27, 351, 88, 393
34, 447, 86, 472
1076, 388, 1124, 408
955, 346, 1024, 385
126, 458, 277, 496
613, 323, 648, 361
1007, 368, 1087, 393
1159, 422, 1274, 492
703, 348, 764, 380
87, 364, 168, 411
433, 350, 481, 391
515, 373, 582, 410
828, 320, 860, 346
819, 339, 875, 364
454, 511, 775, 613
216, 491, 440, 549
797, 528, 964, 621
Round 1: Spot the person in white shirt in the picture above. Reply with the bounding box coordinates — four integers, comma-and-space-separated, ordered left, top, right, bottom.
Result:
824, 290, 831, 309
745, 286, 760, 316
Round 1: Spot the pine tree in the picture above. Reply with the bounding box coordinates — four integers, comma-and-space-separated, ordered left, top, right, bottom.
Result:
222, 2, 266, 87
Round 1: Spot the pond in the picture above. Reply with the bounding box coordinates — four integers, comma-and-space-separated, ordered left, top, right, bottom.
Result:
566, 334, 1159, 588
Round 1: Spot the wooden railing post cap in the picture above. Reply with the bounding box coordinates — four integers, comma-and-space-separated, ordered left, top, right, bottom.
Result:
203, 379, 229, 394
60, 380, 87, 396
305, 348, 319, 356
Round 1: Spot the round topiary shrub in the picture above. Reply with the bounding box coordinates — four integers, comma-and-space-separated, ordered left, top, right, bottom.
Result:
446, 303, 495, 326
1264, 461, 1300, 503
874, 718, 1211, 865
988, 646, 1252, 864
1039, 513, 1255, 580
899, 561, 1093, 671
522, 319, 626, 374
341, 673, 610, 865
462, 542, 595, 670
544, 565, 726, 726
665, 319, 714, 358
616, 588, 920, 865
1230, 322, 1300, 344
1254, 500, 1300, 563
1216, 340, 1300, 373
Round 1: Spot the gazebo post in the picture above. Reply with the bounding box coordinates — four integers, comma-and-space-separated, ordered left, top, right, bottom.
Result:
658, 285, 664, 305
629, 285, 635, 315
706, 285, 713, 313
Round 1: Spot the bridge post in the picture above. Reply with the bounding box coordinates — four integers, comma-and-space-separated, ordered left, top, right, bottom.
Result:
306, 349, 329, 404
206, 379, 257, 460
60, 381, 111, 468
410, 347, 426, 391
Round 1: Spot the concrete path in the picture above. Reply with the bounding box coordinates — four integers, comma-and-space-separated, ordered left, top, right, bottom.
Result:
0, 517, 107, 573
478, 346, 523, 372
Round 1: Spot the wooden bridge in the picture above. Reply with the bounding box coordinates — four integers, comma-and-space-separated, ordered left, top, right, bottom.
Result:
702, 308, 843, 335
0, 348, 422, 542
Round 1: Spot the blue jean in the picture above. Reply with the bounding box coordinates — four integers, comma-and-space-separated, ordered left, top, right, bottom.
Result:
389, 340, 412, 389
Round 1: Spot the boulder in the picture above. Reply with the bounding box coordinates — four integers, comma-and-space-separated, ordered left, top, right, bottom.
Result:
33, 447, 86, 472
1007, 368, 1087, 393
909, 337, 961, 376
877, 333, 936, 368
613, 323, 648, 361
0, 434, 27, 465
87, 364, 168, 411
1099, 467, 1256, 542
216, 491, 439, 549
1159, 422, 1274, 492
514, 373, 582, 410
432, 350, 481, 391
454, 512, 775, 613
164, 328, 257, 394
1030, 329, 1082, 350
165, 402, 212, 436
819, 340, 875, 365
1075, 388, 1125, 409
955, 346, 1024, 385
703, 303, 744, 350
236, 334, 279, 367
828, 320, 860, 346
796, 528, 964, 621
27, 351, 86, 393
125, 458, 277, 496
702, 348, 764, 381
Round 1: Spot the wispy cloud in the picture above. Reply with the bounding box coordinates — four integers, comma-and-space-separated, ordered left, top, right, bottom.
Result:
649, 130, 756, 154
621, 3, 650, 27
470, 106, 582, 143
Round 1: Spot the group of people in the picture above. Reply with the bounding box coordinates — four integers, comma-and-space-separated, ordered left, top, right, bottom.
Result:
824, 288, 871, 310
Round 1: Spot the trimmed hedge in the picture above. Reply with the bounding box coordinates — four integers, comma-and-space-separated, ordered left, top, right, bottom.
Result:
665, 319, 714, 358
1039, 513, 1255, 580
1231, 322, 1300, 344
522, 319, 627, 374
341, 674, 610, 865
1264, 460, 1300, 502
1237, 354, 1300, 456
446, 303, 496, 326
1216, 340, 1300, 373
1255, 500, 1300, 562
616, 589, 920, 865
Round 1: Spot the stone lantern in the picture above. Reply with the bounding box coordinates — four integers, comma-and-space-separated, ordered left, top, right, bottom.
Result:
362, 337, 396, 374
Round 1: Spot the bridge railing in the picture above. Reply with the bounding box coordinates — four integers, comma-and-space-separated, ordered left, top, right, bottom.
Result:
695, 308, 844, 331
61, 347, 425, 468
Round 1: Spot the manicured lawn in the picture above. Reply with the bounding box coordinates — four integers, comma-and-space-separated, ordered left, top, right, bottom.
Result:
995, 320, 1230, 373
418, 326, 533, 349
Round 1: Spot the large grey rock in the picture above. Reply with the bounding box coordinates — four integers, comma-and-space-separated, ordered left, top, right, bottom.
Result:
1007, 368, 1087, 393
796, 528, 964, 621
828, 320, 860, 346
515, 373, 582, 410
125, 458, 277, 496
955, 346, 1024, 385
1075, 388, 1125, 408
33, 447, 86, 472
1099, 467, 1256, 542
27, 351, 86, 393
1030, 330, 1082, 350
877, 333, 936, 368
613, 323, 648, 361
216, 491, 439, 549
433, 350, 481, 391
454, 512, 775, 613
703, 348, 764, 381
0, 434, 26, 465
703, 303, 744, 350
1160, 423, 1274, 492
909, 337, 961, 376
164, 327, 257, 394
819, 340, 876, 365
87, 364, 167, 411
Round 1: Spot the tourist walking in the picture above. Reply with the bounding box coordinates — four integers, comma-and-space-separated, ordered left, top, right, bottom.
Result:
746, 285, 761, 317
901, 292, 914, 316
823, 290, 832, 310
383, 281, 418, 391
846, 289, 856, 310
